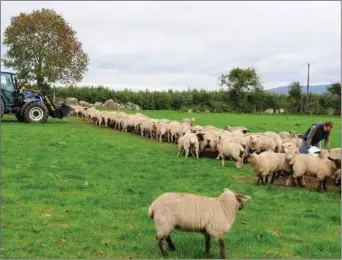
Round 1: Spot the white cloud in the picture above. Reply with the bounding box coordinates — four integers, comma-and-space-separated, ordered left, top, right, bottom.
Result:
1, 1, 340, 90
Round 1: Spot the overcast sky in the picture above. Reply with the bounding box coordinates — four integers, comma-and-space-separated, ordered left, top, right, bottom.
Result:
1, 1, 341, 91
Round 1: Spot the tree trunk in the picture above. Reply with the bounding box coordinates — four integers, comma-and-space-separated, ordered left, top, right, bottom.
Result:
36, 74, 44, 90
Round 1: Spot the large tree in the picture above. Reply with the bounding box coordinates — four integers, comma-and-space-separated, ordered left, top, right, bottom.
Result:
287, 81, 303, 113
219, 67, 262, 111
2, 8, 89, 90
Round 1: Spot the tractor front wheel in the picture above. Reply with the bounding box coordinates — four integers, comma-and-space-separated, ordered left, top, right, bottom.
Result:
23, 102, 49, 123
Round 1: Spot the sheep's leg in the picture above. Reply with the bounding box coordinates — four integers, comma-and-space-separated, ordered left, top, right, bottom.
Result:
221, 156, 225, 167
297, 177, 305, 188
218, 238, 226, 259
317, 180, 324, 192
257, 176, 261, 185
216, 153, 221, 160
184, 147, 190, 158
204, 234, 211, 256
166, 236, 176, 251
157, 237, 167, 257
270, 172, 277, 184
190, 149, 195, 158
260, 174, 268, 185
177, 146, 182, 157
322, 179, 328, 192
265, 175, 269, 184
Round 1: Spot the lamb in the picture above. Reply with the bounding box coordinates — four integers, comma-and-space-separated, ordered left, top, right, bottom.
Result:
249, 135, 277, 154
216, 137, 245, 168
289, 149, 339, 192
148, 188, 251, 258
156, 122, 169, 142
176, 132, 203, 159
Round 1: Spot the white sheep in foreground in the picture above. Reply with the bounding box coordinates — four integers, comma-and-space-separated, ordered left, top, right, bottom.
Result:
148, 188, 251, 258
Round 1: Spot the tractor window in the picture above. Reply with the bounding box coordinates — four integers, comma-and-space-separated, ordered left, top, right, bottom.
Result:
1, 74, 15, 92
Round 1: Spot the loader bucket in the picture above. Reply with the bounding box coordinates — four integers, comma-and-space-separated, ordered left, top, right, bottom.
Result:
57, 103, 73, 117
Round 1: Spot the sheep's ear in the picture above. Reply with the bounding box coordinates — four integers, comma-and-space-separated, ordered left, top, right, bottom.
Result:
328, 156, 338, 163
234, 192, 252, 201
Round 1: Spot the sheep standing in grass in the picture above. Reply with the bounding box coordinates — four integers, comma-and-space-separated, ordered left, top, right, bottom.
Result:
245, 151, 294, 185
148, 188, 251, 258
177, 132, 203, 159
216, 136, 245, 168
288, 150, 339, 192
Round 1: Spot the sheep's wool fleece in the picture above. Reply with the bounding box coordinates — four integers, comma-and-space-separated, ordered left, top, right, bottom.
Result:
148, 190, 239, 239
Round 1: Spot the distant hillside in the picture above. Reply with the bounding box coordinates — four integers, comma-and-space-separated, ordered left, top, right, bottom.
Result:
268, 85, 330, 95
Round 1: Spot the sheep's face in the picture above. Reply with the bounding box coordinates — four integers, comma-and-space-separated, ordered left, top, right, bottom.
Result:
250, 136, 258, 146
285, 152, 295, 162
233, 192, 252, 211
283, 143, 298, 154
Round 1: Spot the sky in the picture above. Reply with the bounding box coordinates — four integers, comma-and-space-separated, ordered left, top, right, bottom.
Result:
1, 1, 341, 91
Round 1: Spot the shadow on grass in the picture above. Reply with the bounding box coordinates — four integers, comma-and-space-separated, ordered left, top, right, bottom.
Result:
0, 118, 73, 125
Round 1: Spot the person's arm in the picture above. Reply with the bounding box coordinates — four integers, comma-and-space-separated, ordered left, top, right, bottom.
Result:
306, 125, 317, 148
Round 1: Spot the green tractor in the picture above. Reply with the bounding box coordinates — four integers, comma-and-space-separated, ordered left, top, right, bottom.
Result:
0, 71, 72, 123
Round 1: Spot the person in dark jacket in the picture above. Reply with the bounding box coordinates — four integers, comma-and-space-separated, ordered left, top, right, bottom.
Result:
299, 121, 333, 154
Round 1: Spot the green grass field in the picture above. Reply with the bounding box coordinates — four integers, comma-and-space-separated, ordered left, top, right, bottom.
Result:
1, 111, 341, 259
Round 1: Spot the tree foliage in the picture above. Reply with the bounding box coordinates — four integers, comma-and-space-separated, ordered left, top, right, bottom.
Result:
2, 8, 89, 90
287, 81, 303, 113
328, 82, 341, 97
219, 67, 262, 111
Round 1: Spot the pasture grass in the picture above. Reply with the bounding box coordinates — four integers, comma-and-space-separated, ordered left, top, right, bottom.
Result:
1, 111, 341, 258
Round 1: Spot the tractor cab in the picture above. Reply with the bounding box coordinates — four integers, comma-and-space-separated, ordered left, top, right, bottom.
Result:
0, 71, 21, 108
0, 71, 72, 122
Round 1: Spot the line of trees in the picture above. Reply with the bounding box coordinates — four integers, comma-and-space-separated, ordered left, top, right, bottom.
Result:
49, 82, 340, 115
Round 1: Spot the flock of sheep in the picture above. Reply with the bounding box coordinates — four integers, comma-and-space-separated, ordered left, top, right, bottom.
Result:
68, 105, 341, 258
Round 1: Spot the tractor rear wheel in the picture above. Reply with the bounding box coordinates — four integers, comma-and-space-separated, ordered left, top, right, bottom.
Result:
0, 99, 4, 118
23, 102, 49, 123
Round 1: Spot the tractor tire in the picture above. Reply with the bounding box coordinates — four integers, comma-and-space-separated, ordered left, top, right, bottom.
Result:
0, 99, 4, 118
23, 102, 49, 123
15, 113, 25, 122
